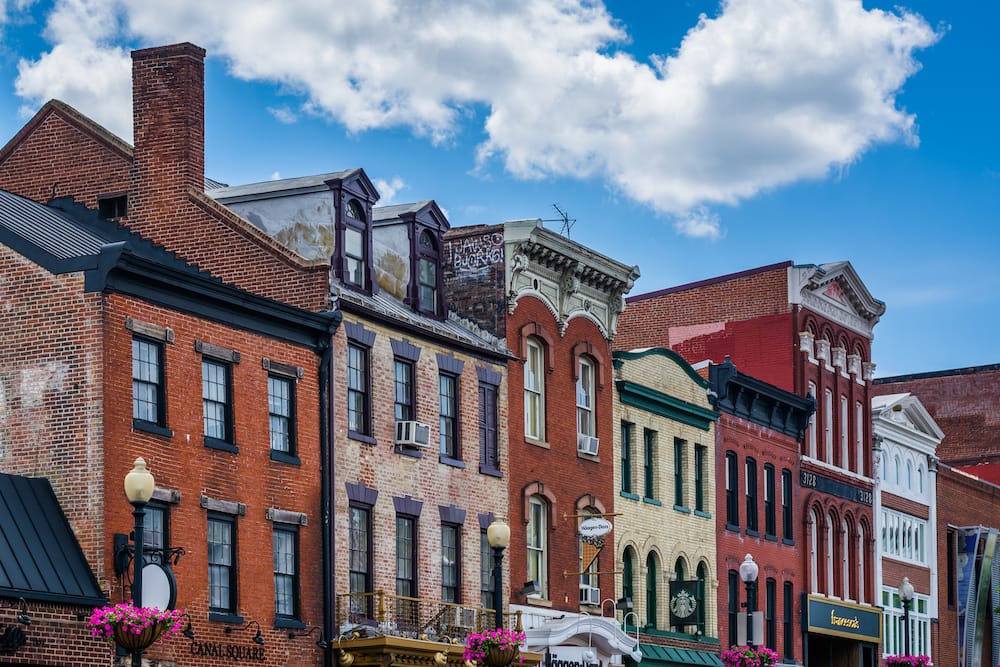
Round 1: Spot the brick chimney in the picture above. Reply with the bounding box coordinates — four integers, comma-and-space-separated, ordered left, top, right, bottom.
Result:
129, 42, 206, 225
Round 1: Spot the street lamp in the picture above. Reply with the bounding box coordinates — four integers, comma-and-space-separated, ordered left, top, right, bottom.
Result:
124, 457, 155, 667
739, 554, 759, 648
899, 576, 914, 656
487, 517, 511, 630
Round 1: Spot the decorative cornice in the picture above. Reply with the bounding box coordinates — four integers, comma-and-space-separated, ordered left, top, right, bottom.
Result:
709, 358, 815, 439
615, 380, 718, 431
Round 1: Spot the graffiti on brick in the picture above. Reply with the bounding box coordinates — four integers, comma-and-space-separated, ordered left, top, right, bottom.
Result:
450, 233, 504, 273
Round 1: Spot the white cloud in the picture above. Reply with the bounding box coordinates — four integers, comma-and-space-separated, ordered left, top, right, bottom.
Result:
373, 177, 406, 205
270, 171, 281, 181
673, 207, 723, 240
267, 106, 298, 124
13, 0, 940, 230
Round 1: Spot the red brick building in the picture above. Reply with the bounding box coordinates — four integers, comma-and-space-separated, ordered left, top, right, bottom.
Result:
618, 261, 885, 666
0, 189, 334, 666
709, 359, 814, 665
0, 40, 513, 667
445, 221, 640, 664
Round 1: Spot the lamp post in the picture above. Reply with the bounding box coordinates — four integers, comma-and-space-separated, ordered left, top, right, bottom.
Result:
487, 517, 511, 630
739, 553, 759, 648
124, 457, 155, 667
899, 576, 914, 656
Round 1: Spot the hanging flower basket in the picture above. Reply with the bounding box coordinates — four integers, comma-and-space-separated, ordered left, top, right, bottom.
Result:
88, 602, 185, 652
721, 646, 779, 667
883, 657, 931, 667
464, 628, 526, 667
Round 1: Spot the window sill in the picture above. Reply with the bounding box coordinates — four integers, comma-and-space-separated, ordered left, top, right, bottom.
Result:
479, 465, 503, 478
694, 510, 712, 519
620, 491, 640, 501
273, 617, 306, 630
132, 420, 173, 439
764, 534, 778, 542
525, 596, 552, 608
525, 437, 550, 450
204, 437, 239, 454
642, 497, 662, 507
394, 445, 424, 459
746, 529, 760, 538
209, 612, 244, 625
349, 431, 377, 446
439, 455, 466, 469
726, 523, 740, 532
673, 505, 692, 514
782, 537, 795, 546
577, 452, 600, 463
270, 450, 301, 466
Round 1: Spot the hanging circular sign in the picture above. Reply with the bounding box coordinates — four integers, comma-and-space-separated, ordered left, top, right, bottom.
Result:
141, 561, 177, 611
579, 517, 612, 537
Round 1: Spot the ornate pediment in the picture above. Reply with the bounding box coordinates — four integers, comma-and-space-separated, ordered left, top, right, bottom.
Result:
789, 262, 885, 338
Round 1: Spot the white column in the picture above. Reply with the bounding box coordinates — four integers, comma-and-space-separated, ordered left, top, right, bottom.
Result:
872, 435, 884, 602
928, 457, 939, 618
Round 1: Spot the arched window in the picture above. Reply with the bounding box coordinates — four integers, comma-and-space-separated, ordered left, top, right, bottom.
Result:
696, 563, 708, 635
857, 523, 866, 604
622, 547, 635, 605
524, 337, 546, 440
527, 496, 548, 599
917, 465, 925, 494
841, 519, 850, 600
825, 513, 835, 594
343, 198, 367, 288
807, 381, 817, 458
416, 229, 440, 315
894, 456, 901, 486
906, 460, 913, 490
646, 553, 659, 628
576, 357, 596, 438
809, 509, 818, 593
674, 557, 686, 582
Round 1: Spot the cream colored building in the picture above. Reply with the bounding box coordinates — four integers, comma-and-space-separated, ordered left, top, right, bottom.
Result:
612, 348, 721, 659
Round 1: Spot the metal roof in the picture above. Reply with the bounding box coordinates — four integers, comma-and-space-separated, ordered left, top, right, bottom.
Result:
372, 201, 433, 222
207, 169, 361, 203
0, 473, 105, 605
0, 189, 108, 259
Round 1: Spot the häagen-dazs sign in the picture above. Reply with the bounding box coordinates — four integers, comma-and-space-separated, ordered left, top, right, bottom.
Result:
579, 517, 612, 537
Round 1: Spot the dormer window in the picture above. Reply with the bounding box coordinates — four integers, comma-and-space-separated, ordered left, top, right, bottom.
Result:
417, 230, 439, 314
343, 198, 368, 289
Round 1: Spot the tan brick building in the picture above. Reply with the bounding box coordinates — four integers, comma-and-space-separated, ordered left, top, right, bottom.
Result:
612, 348, 720, 665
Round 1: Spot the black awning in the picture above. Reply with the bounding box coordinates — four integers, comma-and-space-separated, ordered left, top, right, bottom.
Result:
0, 473, 105, 606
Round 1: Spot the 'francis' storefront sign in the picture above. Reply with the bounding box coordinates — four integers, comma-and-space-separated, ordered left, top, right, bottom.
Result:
805, 595, 881, 643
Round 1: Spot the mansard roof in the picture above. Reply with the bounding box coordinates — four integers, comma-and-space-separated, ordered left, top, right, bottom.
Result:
208, 168, 376, 204
373, 200, 449, 232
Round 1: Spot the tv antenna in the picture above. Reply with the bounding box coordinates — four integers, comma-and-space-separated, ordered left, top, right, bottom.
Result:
543, 204, 576, 238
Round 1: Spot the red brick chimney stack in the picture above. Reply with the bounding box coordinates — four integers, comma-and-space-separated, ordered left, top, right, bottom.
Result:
130, 42, 206, 226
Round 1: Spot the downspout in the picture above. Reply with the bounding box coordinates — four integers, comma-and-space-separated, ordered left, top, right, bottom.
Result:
320, 310, 342, 667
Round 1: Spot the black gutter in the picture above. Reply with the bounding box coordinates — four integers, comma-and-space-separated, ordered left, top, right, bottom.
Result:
319, 312, 342, 667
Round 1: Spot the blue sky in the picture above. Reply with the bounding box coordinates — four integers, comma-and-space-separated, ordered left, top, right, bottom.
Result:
0, 0, 996, 378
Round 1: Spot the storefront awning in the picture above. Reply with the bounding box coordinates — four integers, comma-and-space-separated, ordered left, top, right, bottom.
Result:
0, 473, 105, 605
637, 643, 722, 667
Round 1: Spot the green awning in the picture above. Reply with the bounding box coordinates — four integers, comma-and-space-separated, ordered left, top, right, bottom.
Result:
634, 643, 723, 667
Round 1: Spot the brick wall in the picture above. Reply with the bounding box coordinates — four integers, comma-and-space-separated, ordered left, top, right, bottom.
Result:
102, 294, 326, 667
874, 365, 1000, 466
0, 246, 106, 571
715, 413, 804, 662
612, 349, 718, 642
442, 225, 508, 340
506, 295, 615, 614
0, 601, 111, 666
330, 315, 509, 608
934, 465, 1000, 667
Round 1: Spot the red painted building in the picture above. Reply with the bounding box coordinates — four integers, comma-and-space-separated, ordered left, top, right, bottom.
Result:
709, 359, 814, 664
617, 261, 886, 666
445, 220, 640, 664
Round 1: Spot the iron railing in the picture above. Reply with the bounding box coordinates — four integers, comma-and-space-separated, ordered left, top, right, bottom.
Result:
335, 591, 520, 643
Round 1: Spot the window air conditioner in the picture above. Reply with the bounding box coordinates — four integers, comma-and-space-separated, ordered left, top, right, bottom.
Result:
579, 586, 601, 606
395, 421, 431, 448
577, 434, 600, 456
